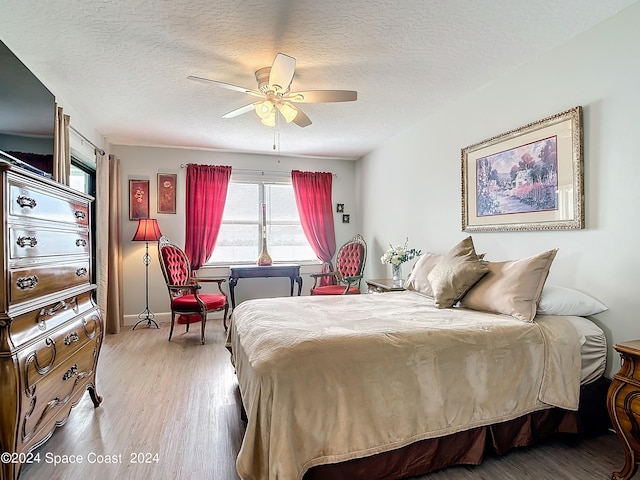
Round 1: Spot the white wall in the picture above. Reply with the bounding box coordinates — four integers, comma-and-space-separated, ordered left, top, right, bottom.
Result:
112, 145, 357, 325
357, 3, 640, 376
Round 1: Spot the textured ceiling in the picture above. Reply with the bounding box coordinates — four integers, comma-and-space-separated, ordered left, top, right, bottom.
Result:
0, 0, 637, 160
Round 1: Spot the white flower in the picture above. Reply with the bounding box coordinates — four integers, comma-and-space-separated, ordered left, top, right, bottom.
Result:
380, 239, 422, 266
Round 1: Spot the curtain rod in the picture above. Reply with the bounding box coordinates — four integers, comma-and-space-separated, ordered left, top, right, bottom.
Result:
69, 125, 106, 156
179, 165, 336, 177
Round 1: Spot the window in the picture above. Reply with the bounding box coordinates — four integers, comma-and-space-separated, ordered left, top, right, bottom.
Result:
207, 180, 317, 265
69, 162, 92, 194
69, 157, 97, 288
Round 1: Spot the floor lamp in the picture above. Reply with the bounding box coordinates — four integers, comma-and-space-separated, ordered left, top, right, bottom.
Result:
131, 218, 163, 330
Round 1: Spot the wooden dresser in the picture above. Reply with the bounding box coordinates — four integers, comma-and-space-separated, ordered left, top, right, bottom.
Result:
608, 340, 640, 480
0, 161, 103, 480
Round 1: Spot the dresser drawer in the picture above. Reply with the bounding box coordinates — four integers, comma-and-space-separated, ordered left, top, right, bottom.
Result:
613, 401, 640, 454
10, 260, 91, 304
20, 309, 102, 389
8, 177, 89, 227
611, 381, 640, 410
19, 338, 101, 446
9, 226, 90, 260
8, 290, 97, 349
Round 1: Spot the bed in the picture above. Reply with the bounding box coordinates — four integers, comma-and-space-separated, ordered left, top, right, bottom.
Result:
227, 239, 609, 480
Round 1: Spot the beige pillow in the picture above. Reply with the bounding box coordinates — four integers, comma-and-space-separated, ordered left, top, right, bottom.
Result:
460, 249, 558, 322
405, 252, 442, 297
427, 237, 488, 308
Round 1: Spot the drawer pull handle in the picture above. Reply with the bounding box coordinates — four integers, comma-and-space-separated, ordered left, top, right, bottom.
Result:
38, 297, 78, 322
16, 275, 38, 290
74, 210, 86, 220
17, 195, 37, 209
62, 364, 78, 381
17, 236, 38, 248
40, 299, 69, 318
76, 238, 87, 247
76, 267, 88, 277
64, 332, 79, 345
37, 297, 79, 328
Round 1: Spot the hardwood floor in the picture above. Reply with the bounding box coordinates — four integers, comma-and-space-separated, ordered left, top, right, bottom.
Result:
19, 318, 624, 480
20, 319, 243, 480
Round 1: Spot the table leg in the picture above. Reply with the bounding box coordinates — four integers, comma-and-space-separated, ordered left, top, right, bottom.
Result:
229, 277, 238, 310
608, 378, 640, 480
295, 275, 303, 296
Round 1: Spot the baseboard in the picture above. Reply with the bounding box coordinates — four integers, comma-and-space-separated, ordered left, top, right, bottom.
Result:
123, 311, 225, 326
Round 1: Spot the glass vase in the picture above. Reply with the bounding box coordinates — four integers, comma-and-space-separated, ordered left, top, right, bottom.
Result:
392, 263, 403, 287
257, 203, 272, 266
257, 234, 272, 266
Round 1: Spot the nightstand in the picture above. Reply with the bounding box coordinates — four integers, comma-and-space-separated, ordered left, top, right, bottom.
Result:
366, 279, 405, 293
608, 340, 640, 480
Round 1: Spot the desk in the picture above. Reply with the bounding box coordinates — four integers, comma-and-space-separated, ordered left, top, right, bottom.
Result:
229, 264, 303, 310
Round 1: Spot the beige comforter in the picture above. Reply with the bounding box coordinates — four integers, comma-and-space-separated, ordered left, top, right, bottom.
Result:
228, 291, 582, 480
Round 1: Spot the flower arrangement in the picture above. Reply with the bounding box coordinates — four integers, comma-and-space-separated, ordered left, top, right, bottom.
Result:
380, 238, 422, 266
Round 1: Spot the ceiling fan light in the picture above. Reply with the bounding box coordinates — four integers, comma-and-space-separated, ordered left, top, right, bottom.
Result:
255, 100, 274, 119
278, 102, 298, 123
261, 111, 276, 127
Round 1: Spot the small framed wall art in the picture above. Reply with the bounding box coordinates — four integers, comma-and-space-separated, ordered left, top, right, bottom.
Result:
157, 173, 177, 214
129, 179, 149, 220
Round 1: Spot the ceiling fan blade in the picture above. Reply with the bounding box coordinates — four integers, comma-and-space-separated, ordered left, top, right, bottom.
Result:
285, 90, 357, 103
290, 105, 312, 128
222, 103, 257, 118
187, 76, 263, 98
269, 53, 296, 93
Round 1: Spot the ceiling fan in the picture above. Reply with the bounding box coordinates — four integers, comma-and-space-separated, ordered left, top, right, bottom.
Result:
187, 53, 357, 128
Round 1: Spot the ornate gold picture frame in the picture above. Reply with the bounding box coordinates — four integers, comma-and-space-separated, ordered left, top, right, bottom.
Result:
461, 106, 584, 232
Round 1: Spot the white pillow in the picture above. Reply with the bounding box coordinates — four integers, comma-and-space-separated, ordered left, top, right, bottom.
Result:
537, 285, 608, 316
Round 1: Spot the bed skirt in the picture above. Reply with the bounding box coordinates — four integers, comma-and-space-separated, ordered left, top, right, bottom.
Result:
302, 377, 611, 480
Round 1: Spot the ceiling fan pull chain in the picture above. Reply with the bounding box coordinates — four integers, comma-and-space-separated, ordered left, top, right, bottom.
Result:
275, 127, 281, 163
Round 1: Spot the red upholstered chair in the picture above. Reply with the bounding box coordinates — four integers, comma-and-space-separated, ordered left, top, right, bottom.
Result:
310, 234, 367, 295
158, 237, 229, 344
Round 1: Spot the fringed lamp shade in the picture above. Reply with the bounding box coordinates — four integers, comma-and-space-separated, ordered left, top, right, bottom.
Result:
132, 218, 162, 242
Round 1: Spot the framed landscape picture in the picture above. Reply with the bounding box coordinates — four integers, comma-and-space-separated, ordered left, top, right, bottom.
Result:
129, 179, 149, 220
157, 173, 177, 214
461, 106, 584, 232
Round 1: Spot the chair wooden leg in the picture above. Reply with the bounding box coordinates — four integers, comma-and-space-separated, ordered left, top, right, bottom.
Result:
200, 312, 206, 345
168, 313, 175, 341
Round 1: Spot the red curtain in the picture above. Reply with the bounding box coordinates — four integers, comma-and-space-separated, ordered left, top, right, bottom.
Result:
185, 164, 232, 270
291, 170, 337, 286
